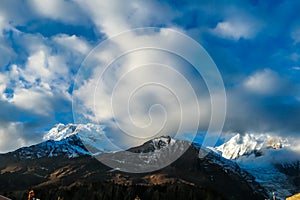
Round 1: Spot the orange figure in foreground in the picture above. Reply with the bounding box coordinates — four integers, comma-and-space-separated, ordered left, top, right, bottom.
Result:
28, 190, 35, 200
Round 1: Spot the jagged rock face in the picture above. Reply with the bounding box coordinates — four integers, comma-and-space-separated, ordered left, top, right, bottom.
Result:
0, 135, 267, 200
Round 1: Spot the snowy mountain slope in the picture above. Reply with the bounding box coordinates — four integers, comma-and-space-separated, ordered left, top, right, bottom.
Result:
43, 123, 80, 141
43, 123, 122, 154
6, 123, 108, 160
197, 146, 266, 195
44, 123, 105, 143
239, 164, 296, 199
10, 134, 90, 159
211, 133, 300, 200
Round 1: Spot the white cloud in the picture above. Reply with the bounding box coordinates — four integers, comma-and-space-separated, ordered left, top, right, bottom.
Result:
212, 18, 260, 40
0, 32, 74, 118
291, 28, 300, 44
14, 48, 70, 90
12, 87, 54, 115
292, 66, 300, 71
13, 33, 49, 55
28, 0, 84, 23
72, 0, 129, 36
0, 1, 205, 152
0, 15, 7, 36
243, 69, 285, 95
53, 34, 91, 54
0, 122, 29, 153
0, 15, 17, 36
0, 42, 15, 69
48, 55, 70, 77
0, 121, 46, 153
26, 51, 51, 81
0, 15, 17, 68
0, 74, 8, 99
71, 28, 228, 149
75, 0, 176, 37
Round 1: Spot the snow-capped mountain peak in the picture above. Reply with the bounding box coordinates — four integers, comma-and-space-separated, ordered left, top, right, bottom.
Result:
215, 133, 287, 160
43, 123, 105, 141
42, 123, 125, 155
11, 123, 113, 160
212, 133, 298, 199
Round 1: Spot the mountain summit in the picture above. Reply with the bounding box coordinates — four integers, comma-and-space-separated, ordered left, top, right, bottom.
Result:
214, 133, 287, 160
212, 133, 300, 199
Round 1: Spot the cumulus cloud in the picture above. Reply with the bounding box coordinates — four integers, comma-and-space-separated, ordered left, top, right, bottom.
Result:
28, 0, 86, 24
0, 16, 18, 69
212, 16, 261, 40
0, 15, 9, 36
53, 34, 91, 54
0, 17, 86, 152
0, 122, 43, 153
0, 0, 300, 153
224, 69, 300, 136
72, 29, 217, 148
2, 30, 91, 99
213, 21, 250, 40
0, 74, 8, 97
243, 69, 287, 95
75, 0, 177, 37
0, 99, 60, 153
0, 44, 15, 71
0, 122, 27, 153
13, 89, 51, 115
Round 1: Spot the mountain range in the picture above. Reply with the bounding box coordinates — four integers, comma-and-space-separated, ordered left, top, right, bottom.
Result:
0, 124, 299, 200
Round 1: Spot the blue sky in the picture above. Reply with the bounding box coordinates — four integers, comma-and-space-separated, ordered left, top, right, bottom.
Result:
0, 0, 300, 152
